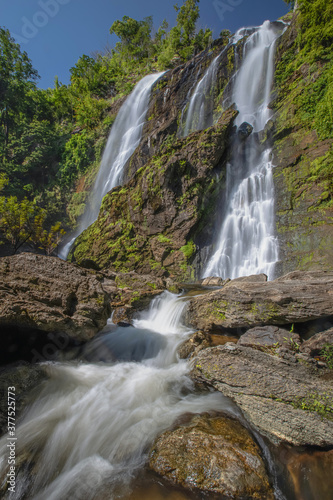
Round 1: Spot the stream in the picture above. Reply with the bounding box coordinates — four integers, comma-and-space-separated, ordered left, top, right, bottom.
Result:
1, 290, 332, 499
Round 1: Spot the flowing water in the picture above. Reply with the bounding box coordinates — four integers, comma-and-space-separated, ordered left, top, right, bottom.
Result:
177, 54, 220, 137
203, 21, 285, 280
58, 72, 164, 260
177, 32, 244, 138
0, 292, 234, 500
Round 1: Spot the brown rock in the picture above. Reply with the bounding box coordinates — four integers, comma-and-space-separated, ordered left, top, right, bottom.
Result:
186, 270, 333, 332
226, 273, 268, 283
191, 344, 333, 446
300, 328, 333, 357
0, 253, 111, 341
238, 325, 301, 350
149, 413, 274, 499
200, 277, 230, 286
177, 331, 211, 359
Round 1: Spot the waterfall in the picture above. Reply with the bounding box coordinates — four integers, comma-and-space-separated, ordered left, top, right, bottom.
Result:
178, 54, 220, 137
59, 72, 165, 260
177, 32, 244, 138
0, 292, 232, 499
203, 21, 285, 280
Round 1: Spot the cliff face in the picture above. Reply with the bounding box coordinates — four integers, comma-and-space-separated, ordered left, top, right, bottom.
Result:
71, 8, 332, 280
70, 108, 237, 279
272, 9, 333, 274
70, 41, 240, 280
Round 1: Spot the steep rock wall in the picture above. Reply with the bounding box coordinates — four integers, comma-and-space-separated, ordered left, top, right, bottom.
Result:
272, 9, 333, 274
70, 108, 237, 280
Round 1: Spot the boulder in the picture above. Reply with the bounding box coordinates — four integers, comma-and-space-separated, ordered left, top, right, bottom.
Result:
0, 253, 111, 342
300, 328, 333, 357
0, 364, 48, 436
191, 344, 333, 447
200, 277, 230, 286
186, 270, 333, 332
149, 413, 274, 499
177, 331, 211, 359
237, 121, 254, 140
238, 325, 301, 350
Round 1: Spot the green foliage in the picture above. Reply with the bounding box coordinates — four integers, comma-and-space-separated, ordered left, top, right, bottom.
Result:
283, 336, 300, 352
291, 392, 333, 421
156, 1, 212, 68
180, 240, 196, 259
0, 174, 65, 254
59, 132, 94, 186
158, 233, 171, 244
0, 1, 214, 238
321, 343, 333, 369
0, 27, 38, 148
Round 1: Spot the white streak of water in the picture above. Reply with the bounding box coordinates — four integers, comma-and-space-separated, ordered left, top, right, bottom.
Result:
0, 292, 232, 500
59, 72, 164, 260
203, 21, 285, 280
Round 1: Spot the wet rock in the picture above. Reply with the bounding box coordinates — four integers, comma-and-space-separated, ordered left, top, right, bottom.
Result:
186, 270, 333, 332
191, 344, 333, 446
273, 14, 333, 275
200, 277, 230, 286
105, 271, 174, 323
238, 325, 301, 350
0, 363, 48, 436
230, 273, 267, 283
237, 121, 254, 140
70, 108, 238, 280
177, 331, 211, 359
0, 253, 111, 342
149, 413, 274, 499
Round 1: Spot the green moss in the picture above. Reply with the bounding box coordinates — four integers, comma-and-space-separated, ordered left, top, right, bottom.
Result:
157, 234, 171, 244
291, 392, 333, 421
180, 240, 196, 260
211, 300, 227, 321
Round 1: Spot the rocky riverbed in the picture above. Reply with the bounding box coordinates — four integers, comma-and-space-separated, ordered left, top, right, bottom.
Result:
1, 253, 332, 499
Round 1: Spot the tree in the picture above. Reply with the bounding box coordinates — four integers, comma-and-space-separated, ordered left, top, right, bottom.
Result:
0, 174, 65, 254
110, 16, 153, 61
0, 27, 38, 149
174, 0, 200, 46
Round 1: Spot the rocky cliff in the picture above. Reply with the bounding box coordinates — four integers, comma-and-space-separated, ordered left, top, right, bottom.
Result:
70, 7, 332, 282
272, 8, 333, 274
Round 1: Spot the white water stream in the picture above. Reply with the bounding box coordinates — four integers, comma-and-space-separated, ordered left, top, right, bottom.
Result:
0, 292, 233, 499
178, 32, 245, 138
203, 21, 284, 280
59, 72, 164, 260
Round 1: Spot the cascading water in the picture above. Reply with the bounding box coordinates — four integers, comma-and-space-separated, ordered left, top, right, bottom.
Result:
203, 21, 285, 280
177, 32, 244, 138
178, 54, 220, 137
0, 292, 233, 499
59, 72, 164, 260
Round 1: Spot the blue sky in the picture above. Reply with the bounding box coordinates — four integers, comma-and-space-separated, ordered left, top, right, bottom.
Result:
1, 0, 289, 89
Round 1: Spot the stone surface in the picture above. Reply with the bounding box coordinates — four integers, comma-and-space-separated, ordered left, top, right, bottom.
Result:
186, 270, 333, 332
238, 325, 301, 350
229, 274, 268, 283
149, 413, 274, 499
272, 12, 333, 275
191, 344, 333, 446
70, 107, 238, 280
237, 121, 254, 140
177, 331, 211, 359
300, 328, 333, 357
0, 364, 47, 436
200, 277, 230, 286
0, 253, 111, 341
